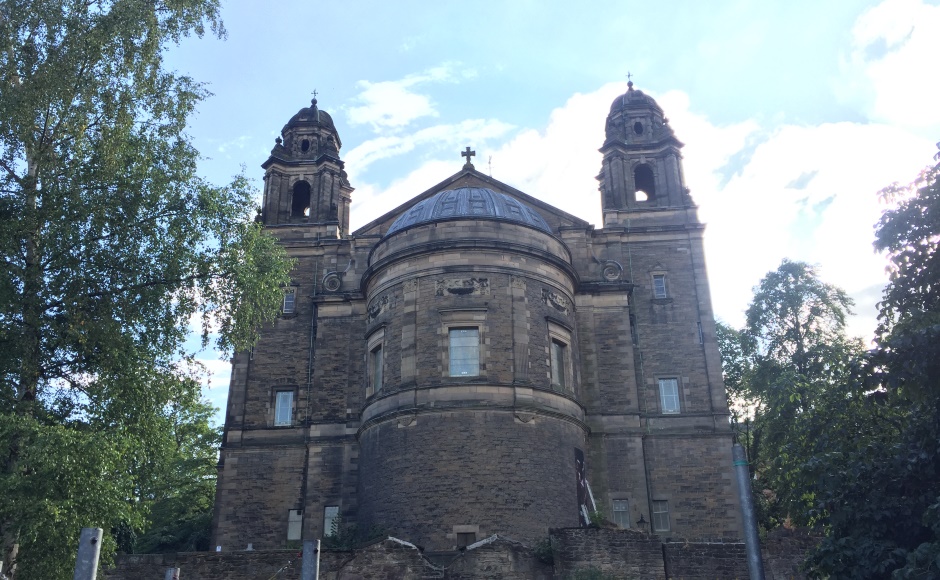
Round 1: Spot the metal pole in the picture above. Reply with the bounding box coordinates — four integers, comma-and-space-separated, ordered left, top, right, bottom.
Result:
72, 528, 103, 580
301, 539, 320, 580
733, 443, 766, 580
164, 568, 180, 580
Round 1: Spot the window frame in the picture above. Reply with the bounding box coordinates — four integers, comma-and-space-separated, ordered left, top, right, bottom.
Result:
652, 273, 668, 299
366, 328, 385, 397
448, 327, 480, 377
612, 499, 630, 529
652, 500, 670, 532
547, 320, 573, 392
282, 287, 297, 314
439, 308, 487, 379
659, 377, 680, 414
274, 389, 294, 426
323, 505, 339, 538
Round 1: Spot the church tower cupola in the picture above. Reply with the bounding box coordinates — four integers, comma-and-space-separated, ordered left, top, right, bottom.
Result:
260, 97, 354, 236
597, 82, 690, 217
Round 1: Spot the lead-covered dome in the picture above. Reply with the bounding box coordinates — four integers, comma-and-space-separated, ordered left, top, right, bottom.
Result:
385, 187, 551, 236
609, 81, 663, 114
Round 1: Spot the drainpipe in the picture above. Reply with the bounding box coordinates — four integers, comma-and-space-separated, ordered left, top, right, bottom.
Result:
733, 443, 765, 580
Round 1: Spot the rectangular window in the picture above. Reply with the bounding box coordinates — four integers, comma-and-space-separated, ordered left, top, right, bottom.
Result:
323, 506, 339, 537
287, 509, 303, 541
282, 288, 296, 314
653, 274, 667, 298
551, 339, 567, 390
659, 378, 680, 414
370, 344, 384, 393
449, 327, 480, 376
652, 500, 670, 532
612, 499, 630, 528
275, 390, 293, 426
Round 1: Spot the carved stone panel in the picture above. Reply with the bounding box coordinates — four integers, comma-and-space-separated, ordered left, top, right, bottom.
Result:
542, 288, 571, 316
436, 278, 489, 297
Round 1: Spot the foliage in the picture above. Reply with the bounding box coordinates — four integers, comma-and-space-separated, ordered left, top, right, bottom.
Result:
321, 519, 387, 551
0, 0, 292, 577
533, 536, 554, 565
133, 398, 220, 554
588, 509, 606, 527
804, 149, 940, 579
718, 260, 866, 530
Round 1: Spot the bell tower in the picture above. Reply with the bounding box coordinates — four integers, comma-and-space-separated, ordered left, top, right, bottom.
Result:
597, 82, 691, 221
260, 97, 353, 236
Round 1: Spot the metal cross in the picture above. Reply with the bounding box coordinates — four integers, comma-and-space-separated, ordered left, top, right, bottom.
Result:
312, 89, 318, 99
461, 146, 476, 166
627, 72, 632, 83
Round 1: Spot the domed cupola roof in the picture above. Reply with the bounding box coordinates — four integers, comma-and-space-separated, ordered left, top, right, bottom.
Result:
385, 187, 552, 237
282, 98, 337, 133
609, 80, 664, 115
603, 81, 677, 148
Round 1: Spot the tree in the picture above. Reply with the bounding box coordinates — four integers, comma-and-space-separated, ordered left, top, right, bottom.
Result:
719, 260, 865, 529
0, 1, 292, 577
806, 148, 940, 579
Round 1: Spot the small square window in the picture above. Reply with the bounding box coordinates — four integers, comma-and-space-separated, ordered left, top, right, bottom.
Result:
652, 274, 667, 299
659, 378, 680, 414
550, 339, 567, 390
370, 344, 384, 393
323, 506, 339, 537
449, 327, 480, 377
275, 390, 293, 426
652, 500, 670, 532
282, 288, 296, 314
612, 499, 630, 529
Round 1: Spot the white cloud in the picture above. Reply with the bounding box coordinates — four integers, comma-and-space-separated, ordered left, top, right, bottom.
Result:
345, 118, 515, 172
344, 63, 473, 132
837, 0, 940, 133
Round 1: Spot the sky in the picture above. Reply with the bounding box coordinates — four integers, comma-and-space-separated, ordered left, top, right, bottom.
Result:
164, 0, 940, 416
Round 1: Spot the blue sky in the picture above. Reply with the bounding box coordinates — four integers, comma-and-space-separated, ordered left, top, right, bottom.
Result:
165, 0, 940, 416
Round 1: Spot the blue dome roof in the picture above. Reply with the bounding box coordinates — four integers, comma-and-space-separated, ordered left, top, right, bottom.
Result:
385, 187, 552, 236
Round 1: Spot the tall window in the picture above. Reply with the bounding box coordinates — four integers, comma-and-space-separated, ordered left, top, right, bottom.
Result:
323, 506, 339, 537
634, 164, 656, 201
282, 288, 296, 314
659, 378, 680, 414
652, 500, 670, 532
449, 327, 480, 376
275, 390, 293, 426
612, 499, 630, 529
292, 181, 311, 217
551, 339, 567, 390
370, 344, 384, 393
652, 274, 668, 299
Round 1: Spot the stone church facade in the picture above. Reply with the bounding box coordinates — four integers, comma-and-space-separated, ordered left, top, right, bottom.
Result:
211, 83, 744, 553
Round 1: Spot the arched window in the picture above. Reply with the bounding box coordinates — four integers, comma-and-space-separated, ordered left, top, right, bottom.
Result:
634, 164, 656, 202
291, 181, 311, 218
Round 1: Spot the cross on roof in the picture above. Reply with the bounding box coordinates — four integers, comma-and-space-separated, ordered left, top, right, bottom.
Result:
461, 146, 476, 168
312, 89, 318, 98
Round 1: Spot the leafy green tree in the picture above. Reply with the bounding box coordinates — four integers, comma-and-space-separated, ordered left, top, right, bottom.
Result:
719, 260, 865, 530
806, 149, 940, 580
134, 396, 221, 554
0, 1, 292, 577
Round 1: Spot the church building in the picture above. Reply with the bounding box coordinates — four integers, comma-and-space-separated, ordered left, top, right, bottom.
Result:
211, 83, 744, 553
